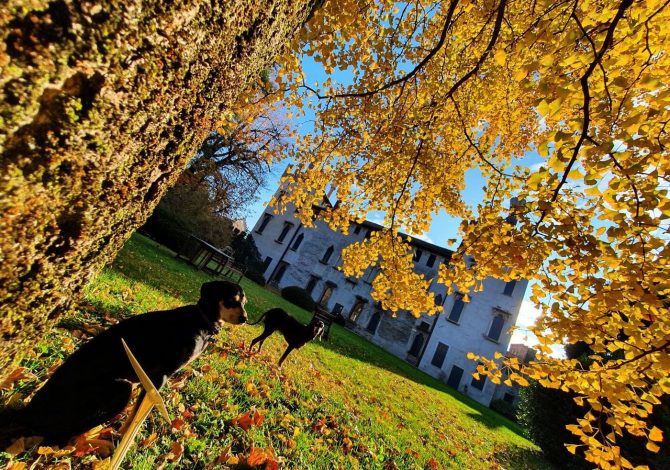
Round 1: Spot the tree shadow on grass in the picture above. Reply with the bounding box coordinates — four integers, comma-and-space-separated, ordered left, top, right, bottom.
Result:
493, 444, 553, 470
466, 410, 506, 429
304, 322, 530, 441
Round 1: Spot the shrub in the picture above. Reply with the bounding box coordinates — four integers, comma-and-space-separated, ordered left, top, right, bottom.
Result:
489, 399, 517, 422
245, 269, 266, 286
281, 286, 316, 312
140, 206, 191, 253
517, 380, 591, 470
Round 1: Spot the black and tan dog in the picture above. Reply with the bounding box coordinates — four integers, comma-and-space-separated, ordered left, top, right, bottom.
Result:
249, 308, 324, 367
0, 280, 247, 446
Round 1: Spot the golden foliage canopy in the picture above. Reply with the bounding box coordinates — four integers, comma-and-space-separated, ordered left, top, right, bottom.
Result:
235, 1, 670, 468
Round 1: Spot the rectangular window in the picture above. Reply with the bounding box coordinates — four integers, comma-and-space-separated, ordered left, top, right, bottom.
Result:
417, 321, 430, 332
431, 343, 449, 368
446, 365, 464, 389
413, 249, 423, 262
426, 254, 436, 267
353, 225, 362, 235
332, 303, 344, 316
262, 256, 273, 273
256, 213, 272, 234
448, 293, 465, 323
487, 310, 507, 342
503, 280, 517, 296
471, 363, 486, 390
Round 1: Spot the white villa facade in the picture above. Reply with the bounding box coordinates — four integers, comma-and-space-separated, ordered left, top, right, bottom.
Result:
251, 190, 528, 407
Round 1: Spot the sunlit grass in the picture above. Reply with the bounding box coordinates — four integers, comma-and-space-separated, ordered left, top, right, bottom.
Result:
0, 233, 548, 469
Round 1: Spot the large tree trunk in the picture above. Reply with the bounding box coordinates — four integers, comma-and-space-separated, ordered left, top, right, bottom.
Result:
0, 0, 314, 380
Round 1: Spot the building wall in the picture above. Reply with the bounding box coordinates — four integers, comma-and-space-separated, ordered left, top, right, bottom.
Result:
251, 190, 527, 406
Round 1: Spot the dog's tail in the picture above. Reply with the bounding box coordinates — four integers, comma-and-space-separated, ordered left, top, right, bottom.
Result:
247, 311, 269, 326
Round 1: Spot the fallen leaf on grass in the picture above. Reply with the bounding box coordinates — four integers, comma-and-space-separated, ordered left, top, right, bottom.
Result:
73, 437, 114, 457
50, 463, 71, 470
92, 458, 110, 470
37, 445, 75, 457
246, 381, 260, 397
426, 457, 440, 469
6, 462, 27, 470
342, 437, 353, 454
0, 368, 37, 390
404, 448, 420, 459
247, 446, 278, 469
165, 441, 184, 462
5, 438, 26, 455
139, 432, 158, 448
232, 410, 264, 431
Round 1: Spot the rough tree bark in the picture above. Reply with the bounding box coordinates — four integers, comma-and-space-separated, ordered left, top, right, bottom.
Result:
0, 0, 315, 381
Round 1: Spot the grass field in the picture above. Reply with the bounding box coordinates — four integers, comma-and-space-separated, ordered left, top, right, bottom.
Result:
0, 234, 549, 469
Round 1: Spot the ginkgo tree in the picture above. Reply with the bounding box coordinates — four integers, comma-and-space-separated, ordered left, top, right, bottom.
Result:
231, 0, 670, 468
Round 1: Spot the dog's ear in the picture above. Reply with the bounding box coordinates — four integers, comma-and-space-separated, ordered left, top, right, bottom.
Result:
200, 281, 242, 304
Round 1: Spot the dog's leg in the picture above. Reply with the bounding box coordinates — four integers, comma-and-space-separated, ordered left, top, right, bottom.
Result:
251, 330, 272, 352
277, 346, 295, 367
32, 379, 133, 444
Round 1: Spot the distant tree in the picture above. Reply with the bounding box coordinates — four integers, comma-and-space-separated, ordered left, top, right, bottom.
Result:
187, 110, 287, 219
141, 112, 286, 250
230, 233, 264, 272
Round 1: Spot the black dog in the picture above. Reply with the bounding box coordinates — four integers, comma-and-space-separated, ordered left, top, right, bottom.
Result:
249, 308, 324, 367
0, 280, 247, 446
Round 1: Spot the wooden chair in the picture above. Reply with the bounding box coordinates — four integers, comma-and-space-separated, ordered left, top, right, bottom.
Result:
313, 304, 337, 340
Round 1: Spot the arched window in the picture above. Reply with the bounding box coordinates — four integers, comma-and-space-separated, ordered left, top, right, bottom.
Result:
349, 300, 365, 322
487, 313, 506, 341
319, 285, 334, 306
291, 233, 304, 251
321, 245, 334, 264
271, 262, 289, 285
277, 222, 293, 243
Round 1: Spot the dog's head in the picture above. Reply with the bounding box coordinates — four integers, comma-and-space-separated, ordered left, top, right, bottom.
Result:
311, 319, 325, 340
199, 281, 248, 327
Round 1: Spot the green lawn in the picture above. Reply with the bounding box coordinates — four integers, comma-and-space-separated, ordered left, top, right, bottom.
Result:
0, 234, 549, 469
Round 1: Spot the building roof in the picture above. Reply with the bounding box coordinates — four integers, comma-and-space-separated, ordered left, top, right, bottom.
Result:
312, 196, 453, 259
358, 220, 454, 259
